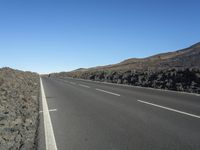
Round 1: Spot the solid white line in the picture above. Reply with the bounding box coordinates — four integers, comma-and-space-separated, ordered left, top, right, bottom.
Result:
137, 99, 200, 119
96, 88, 120, 96
40, 78, 58, 150
78, 84, 90, 88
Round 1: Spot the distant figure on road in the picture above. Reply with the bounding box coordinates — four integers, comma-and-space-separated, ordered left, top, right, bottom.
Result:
48, 74, 51, 77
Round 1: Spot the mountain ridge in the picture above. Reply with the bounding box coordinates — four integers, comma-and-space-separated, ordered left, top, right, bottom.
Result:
72, 42, 200, 72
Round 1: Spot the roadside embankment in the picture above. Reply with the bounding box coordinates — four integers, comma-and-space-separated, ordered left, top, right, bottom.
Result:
51, 67, 200, 94
0, 67, 40, 150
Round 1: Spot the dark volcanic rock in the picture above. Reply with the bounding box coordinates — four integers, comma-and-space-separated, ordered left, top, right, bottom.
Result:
0, 67, 39, 150
52, 67, 200, 94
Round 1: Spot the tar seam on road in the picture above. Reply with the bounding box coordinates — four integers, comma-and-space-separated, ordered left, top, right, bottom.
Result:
78, 84, 90, 88
137, 99, 200, 119
40, 78, 58, 150
96, 88, 121, 96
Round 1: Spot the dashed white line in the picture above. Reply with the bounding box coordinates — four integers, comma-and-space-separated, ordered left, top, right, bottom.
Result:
49, 109, 57, 112
137, 99, 200, 119
40, 78, 58, 150
96, 88, 120, 96
70, 82, 76, 85
78, 84, 90, 88
39, 109, 58, 114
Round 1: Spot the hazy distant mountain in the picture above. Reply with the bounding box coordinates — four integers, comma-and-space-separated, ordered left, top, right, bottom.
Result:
88, 42, 200, 71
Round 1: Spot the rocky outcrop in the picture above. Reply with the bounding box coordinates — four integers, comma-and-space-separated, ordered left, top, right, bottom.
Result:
52, 67, 200, 94
0, 67, 40, 150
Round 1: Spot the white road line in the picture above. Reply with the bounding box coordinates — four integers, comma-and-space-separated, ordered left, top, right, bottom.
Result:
39, 109, 58, 114
96, 88, 120, 96
70, 82, 76, 85
49, 109, 57, 112
137, 99, 200, 119
40, 78, 58, 150
78, 84, 90, 88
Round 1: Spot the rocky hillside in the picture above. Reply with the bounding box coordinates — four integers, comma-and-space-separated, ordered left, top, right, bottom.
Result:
0, 68, 40, 150
89, 42, 200, 71
51, 42, 200, 94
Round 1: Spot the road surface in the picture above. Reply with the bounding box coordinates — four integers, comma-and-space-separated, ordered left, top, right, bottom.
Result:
38, 76, 200, 150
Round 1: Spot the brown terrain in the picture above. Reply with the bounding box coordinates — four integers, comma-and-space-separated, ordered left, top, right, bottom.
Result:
0, 68, 40, 150
83, 41, 200, 71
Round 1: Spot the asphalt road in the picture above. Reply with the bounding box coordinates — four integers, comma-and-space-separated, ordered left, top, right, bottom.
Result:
38, 76, 200, 150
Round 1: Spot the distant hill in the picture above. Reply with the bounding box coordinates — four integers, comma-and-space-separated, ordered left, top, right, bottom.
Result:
85, 42, 200, 71
72, 68, 88, 72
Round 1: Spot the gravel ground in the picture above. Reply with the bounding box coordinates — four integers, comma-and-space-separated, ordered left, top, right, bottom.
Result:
0, 67, 40, 150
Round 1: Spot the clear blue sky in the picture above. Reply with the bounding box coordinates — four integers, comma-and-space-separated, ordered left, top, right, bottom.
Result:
0, 0, 200, 74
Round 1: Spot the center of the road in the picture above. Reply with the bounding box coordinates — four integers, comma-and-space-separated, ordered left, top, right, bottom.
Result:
78, 84, 90, 88
70, 82, 76, 85
96, 88, 121, 96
